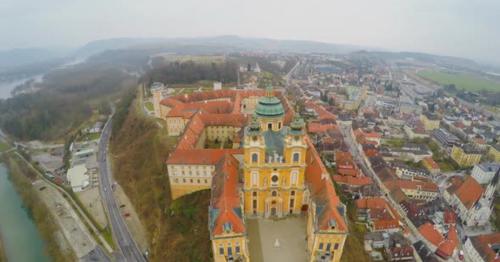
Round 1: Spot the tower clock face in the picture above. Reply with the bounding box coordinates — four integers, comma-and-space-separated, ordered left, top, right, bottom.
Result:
271, 175, 279, 182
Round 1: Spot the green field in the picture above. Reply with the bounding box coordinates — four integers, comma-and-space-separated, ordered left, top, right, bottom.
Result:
144, 101, 154, 111
0, 141, 10, 152
418, 70, 500, 92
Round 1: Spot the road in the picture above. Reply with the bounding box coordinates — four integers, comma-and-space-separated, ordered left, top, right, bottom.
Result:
98, 115, 147, 262
338, 124, 423, 244
11, 151, 112, 260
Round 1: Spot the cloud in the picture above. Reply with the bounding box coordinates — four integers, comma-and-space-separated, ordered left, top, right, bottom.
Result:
0, 0, 499, 63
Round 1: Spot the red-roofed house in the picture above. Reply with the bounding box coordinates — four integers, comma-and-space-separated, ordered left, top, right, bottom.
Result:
356, 197, 400, 232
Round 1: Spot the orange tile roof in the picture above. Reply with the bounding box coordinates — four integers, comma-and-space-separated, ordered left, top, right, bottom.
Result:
436, 225, 459, 258
419, 222, 444, 247
332, 175, 373, 186
470, 233, 500, 262
423, 156, 440, 170
335, 151, 359, 177
305, 100, 336, 121
386, 179, 438, 193
210, 154, 245, 236
454, 176, 484, 209
355, 197, 401, 230
166, 149, 243, 165
308, 122, 337, 134
305, 137, 347, 232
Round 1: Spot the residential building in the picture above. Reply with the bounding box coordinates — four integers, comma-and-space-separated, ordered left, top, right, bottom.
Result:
471, 163, 500, 185
432, 128, 461, 150
67, 164, 89, 192
464, 233, 500, 262
489, 144, 500, 162
420, 113, 440, 131
392, 162, 430, 180
451, 144, 483, 168
355, 197, 400, 232
445, 171, 499, 227
421, 157, 440, 175
385, 179, 438, 202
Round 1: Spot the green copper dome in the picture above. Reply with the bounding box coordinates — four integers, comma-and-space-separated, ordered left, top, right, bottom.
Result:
255, 87, 285, 117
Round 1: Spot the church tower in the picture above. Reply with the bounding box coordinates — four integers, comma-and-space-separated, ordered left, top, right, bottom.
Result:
242, 85, 308, 218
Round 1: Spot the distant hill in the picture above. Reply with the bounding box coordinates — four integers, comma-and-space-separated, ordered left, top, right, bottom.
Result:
0, 48, 68, 71
75, 35, 372, 58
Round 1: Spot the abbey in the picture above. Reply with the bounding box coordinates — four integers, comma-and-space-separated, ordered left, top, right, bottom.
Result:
164, 86, 348, 262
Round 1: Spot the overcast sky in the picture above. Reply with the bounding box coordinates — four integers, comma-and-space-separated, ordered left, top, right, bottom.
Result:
1, 0, 499, 63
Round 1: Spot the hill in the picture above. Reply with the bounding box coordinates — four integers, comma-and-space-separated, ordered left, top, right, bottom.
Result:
110, 89, 212, 261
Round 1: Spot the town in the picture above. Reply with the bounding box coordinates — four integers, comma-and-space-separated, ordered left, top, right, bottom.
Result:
1, 41, 500, 262
137, 52, 500, 262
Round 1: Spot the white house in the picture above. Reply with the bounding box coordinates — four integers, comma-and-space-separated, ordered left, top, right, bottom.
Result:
67, 164, 89, 192
446, 170, 499, 227
464, 233, 500, 262
471, 163, 500, 185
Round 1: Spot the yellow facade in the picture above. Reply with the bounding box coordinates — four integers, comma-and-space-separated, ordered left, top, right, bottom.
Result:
489, 145, 500, 162
242, 114, 308, 218
306, 201, 347, 262
212, 235, 249, 262
419, 114, 440, 131
451, 146, 482, 168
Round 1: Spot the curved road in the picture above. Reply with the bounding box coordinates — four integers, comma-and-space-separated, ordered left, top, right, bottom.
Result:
99, 116, 146, 262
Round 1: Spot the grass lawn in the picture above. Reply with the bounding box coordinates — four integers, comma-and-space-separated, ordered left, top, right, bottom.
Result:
0, 141, 10, 152
418, 70, 500, 92
144, 101, 154, 111
382, 138, 405, 148
492, 199, 500, 231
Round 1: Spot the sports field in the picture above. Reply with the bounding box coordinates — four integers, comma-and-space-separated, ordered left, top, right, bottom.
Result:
417, 70, 500, 92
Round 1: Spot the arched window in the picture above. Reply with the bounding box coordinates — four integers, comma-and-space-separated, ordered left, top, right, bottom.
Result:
252, 153, 258, 163
293, 152, 300, 163
268, 123, 273, 130
291, 190, 295, 196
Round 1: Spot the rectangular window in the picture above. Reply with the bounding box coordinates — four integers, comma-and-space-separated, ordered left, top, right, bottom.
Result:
227, 247, 232, 256
235, 245, 240, 254
326, 243, 331, 251
334, 243, 339, 250
291, 172, 298, 185
253, 199, 257, 209
319, 243, 324, 250
251, 172, 259, 186
290, 199, 295, 208
219, 247, 224, 255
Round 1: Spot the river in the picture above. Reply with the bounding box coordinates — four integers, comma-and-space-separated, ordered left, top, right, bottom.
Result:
0, 163, 50, 262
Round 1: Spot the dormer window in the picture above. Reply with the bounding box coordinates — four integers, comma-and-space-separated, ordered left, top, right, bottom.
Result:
223, 222, 232, 233
328, 219, 337, 229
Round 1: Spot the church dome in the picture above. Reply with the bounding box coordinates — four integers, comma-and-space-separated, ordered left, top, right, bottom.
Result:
255, 86, 285, 117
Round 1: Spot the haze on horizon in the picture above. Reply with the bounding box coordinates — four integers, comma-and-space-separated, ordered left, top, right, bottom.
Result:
1, 0, 499, 64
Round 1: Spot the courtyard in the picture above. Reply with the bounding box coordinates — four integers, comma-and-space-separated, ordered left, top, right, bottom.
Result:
247, 216, 308, 262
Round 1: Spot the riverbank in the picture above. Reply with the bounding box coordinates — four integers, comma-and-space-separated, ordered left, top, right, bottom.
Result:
1, 153, 75, 262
